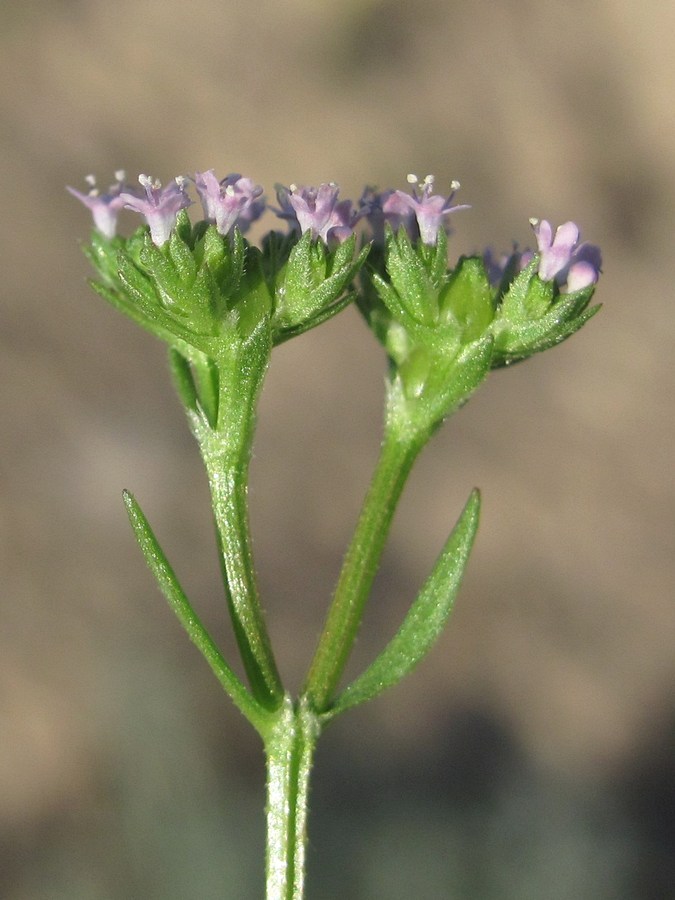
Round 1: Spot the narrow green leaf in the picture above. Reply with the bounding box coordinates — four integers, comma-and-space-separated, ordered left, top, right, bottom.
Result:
122, 489, 271, 735
324, 489, 480, 719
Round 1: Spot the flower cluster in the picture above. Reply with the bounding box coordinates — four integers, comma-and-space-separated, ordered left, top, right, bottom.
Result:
69, 168, 602, 380
68, 170, 476, 249
485, 218, 602, 294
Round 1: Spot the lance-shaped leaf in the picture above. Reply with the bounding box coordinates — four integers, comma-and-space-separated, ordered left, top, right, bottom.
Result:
122, 489, 272, 736
323, 489, 480, 719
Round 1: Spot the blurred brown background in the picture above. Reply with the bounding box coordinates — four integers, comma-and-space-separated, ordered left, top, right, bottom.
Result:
1, 0, 674, 897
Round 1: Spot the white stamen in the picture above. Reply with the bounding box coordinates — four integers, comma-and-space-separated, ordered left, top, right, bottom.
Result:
139, 174, 162, 191
423, 174, 435, 186
85, 174, 96, 187
406, 173, 418, 184
289, 183, 298, 193
114, 170, 126, 182
529, 217, 540, 227
450, 180, 460, 191
174, 175, 188, 188
225, 185, 236, 197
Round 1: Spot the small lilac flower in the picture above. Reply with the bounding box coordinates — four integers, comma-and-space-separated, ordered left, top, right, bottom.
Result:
529, 218, 601, 292
119, 174, 192, 246
193, 170, 265, 236
382, 174, 470, 245
67, 171, 132, 239
274, 183, 358, 244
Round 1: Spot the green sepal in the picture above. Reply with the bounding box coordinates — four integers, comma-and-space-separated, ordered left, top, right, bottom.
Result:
98, 243, 214, 351
122, 489, 272, 737
323, 489, 480, 720
115, 248, 160, 310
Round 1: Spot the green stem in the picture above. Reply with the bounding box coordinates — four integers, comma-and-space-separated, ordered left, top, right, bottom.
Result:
303, 416, 425, 712
265, 698, 319, 900
205, 453, 283, 707
190, 326, 284, 709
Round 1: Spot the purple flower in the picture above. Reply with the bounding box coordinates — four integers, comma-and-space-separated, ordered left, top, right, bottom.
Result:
119, 174, 192, 246
382, 174, 470, 245
529, 218, 601, 292
193, 170, 265, 235
274, 183, 358, 244
67, 171, 132, 238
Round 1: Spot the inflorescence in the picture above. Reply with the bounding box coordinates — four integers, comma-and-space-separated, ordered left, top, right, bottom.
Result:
68, 170, 601, 292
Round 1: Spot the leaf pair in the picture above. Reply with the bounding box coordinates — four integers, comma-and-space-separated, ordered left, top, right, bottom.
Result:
123, 484, 479, 728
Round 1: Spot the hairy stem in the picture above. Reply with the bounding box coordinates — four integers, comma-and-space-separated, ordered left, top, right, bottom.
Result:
303, 419, 424, 712
265, 698, 319, 899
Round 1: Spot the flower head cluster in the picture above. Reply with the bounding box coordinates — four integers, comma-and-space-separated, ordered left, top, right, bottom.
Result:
70, 168, 602, 380
68, 171, 601, 298
69, 170, 470, 250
